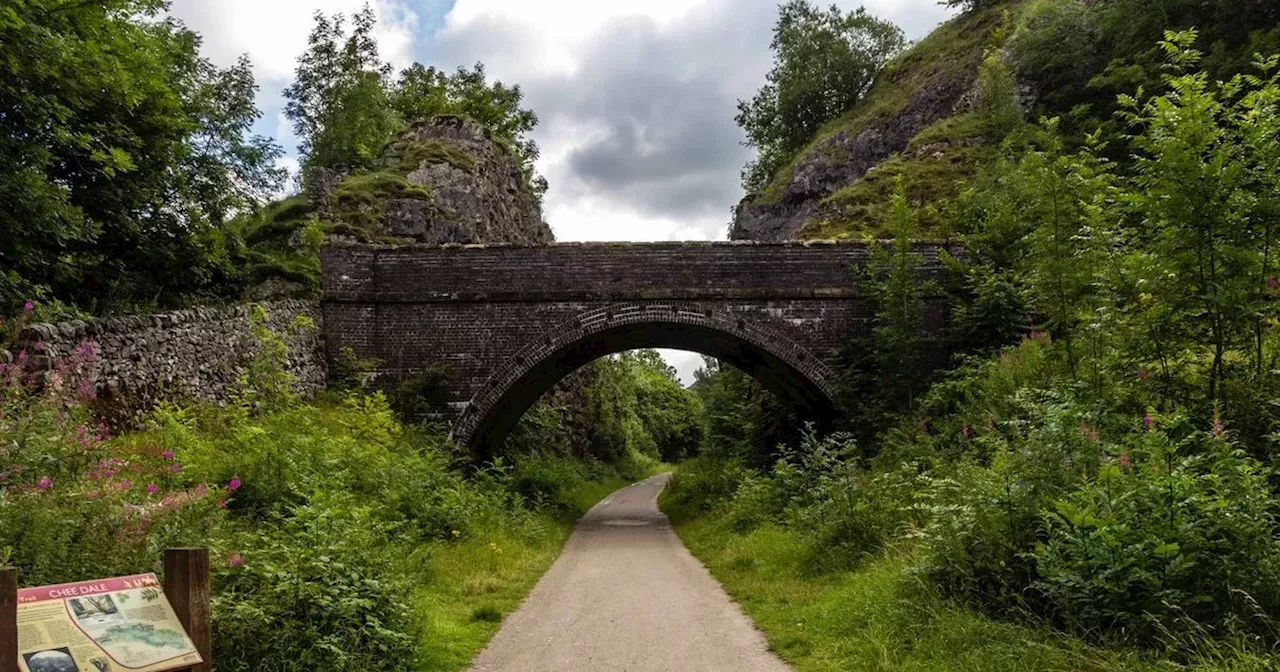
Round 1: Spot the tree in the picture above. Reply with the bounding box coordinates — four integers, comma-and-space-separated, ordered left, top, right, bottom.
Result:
736, 1, 905, 191
0, 0, 284, 313
391, 63, 540, 177
285, 7, 545, 193
284, 5, 398, 172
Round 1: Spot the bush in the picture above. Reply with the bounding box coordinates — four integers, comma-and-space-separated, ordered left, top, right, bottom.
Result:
212, 500, 418, 672
1035, 419, 1280, 643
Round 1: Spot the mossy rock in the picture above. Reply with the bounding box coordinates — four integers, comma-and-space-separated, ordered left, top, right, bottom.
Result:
803, 139, 1000, 239
383, 138, 477, 173
755, 2, 1017, 207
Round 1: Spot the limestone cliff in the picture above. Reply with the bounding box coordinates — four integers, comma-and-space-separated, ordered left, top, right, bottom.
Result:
239, 115, 552, 299
315, 116, 553, 245
729, 6, 1013, 241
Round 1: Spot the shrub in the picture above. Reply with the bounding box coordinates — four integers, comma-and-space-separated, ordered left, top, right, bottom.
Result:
1035, 419, 1280, 643
212, 500, 418, 672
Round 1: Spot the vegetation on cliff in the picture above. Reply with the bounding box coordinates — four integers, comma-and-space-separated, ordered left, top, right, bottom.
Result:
732, 0, 1280, 241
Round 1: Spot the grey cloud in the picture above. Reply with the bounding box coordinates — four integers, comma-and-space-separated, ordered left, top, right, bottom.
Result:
433, 0, 953, 239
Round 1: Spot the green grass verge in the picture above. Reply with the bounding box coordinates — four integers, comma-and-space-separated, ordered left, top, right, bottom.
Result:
413, 469, 660, 670
660, 497, 1170, 672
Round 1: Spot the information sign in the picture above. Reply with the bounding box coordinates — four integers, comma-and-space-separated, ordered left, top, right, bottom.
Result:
15, 574, 202, 672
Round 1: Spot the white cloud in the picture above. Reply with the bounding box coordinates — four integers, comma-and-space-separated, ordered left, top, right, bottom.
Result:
657, 349, 707, 387
169, 0, 420, 100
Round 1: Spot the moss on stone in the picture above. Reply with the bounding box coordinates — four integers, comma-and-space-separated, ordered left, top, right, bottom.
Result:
804, 141, 999, 239
384, 138, 477, 173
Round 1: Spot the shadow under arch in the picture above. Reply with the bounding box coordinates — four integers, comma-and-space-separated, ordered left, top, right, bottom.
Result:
452, 303, 840, 457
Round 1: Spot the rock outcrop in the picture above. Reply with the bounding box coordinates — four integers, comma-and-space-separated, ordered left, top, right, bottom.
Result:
316, 115, 553, 245
728, 6, 1010, 241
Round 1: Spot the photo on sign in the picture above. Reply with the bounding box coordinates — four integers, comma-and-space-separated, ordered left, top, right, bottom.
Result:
22, 646, 79, 672
68, 594, 124, 627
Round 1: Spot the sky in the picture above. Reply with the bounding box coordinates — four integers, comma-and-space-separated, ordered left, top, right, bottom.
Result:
167, 0, 956, 383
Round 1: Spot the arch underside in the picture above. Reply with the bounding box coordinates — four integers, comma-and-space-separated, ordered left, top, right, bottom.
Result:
452, 304, 838, 456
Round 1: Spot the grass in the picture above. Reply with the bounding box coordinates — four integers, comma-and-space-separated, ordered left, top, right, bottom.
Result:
801, 138, 999, 239
412, 465, 660, 670
660, 497, 1173, 672
409, 519, 574, 669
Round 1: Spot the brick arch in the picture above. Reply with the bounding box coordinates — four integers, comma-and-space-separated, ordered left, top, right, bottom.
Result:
451, 302, 839, 456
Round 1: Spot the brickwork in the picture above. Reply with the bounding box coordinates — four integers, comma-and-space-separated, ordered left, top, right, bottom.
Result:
321, 240, 957, 454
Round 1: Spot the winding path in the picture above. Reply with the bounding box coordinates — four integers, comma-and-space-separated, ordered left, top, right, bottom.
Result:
469, 473, 790, 672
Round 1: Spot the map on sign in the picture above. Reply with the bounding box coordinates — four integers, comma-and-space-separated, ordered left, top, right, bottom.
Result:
15, 573, 202, 672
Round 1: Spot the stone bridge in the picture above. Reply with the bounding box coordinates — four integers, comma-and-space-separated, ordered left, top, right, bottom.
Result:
320, 240, 957, 455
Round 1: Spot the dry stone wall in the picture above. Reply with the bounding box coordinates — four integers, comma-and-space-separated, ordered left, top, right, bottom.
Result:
8, 299, 325, 407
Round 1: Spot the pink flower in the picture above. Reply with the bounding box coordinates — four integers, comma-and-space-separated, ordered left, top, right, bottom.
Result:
146, 483, 159, 495
227, 477, 241, 492
22, 300, 33, 314
1212, 419, 1226, 437
1118, 453, 1132, 469
195, 484, 208, 497
961, 426, 972, 439
119, 480, 132, 490
1137, 368, 1150, 382
1143, 413, 1154, 430
217, 499, 227, 509
1269, 276, 1279, 290
36, 477, 52, 491
169, 463, 182, 473
161, 450, 174, 461
228, 554, 244, 568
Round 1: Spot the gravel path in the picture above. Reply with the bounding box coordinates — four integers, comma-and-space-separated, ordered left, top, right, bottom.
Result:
469, 473, 791, 672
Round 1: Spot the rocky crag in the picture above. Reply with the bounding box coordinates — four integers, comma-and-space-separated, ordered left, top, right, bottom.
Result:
729, 6, 1016, 241
242, 115, 552, 298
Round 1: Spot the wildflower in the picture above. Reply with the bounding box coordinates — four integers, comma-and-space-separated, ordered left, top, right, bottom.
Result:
227, 476, 241, 492
161, 450, 174, 461
119, 480, 132, 490
1269, 276, 1279, 290
169, 463, 182, 473
33, 341, 44, 352
961, 426, 972, 439
37, 477, 52, 491
217, 499, 227, 509
1137, 368, 1150, 382
22, 300, 33, 314
1143, 413, 1154, 430
228, 554, 244, 568
195, 484, 208, 497
1212, 419, 1225, 437
147, 483, 159, 495
1118, 453, 1131, 469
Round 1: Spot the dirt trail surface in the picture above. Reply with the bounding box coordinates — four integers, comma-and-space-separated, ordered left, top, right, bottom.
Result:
469, 473, 790, 672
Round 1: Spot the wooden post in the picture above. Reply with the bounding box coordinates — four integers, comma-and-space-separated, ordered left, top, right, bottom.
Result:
163, 548, 211, 672
1, 567, 17, 672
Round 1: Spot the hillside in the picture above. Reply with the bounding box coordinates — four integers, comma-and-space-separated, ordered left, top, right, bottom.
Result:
730, 0, 1280, 241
